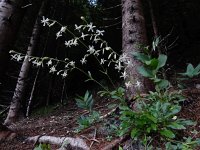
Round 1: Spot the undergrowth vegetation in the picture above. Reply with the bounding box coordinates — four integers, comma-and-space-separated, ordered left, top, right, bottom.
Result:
10, 17, 200, 149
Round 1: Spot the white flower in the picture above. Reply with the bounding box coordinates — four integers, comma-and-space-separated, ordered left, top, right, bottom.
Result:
135, 81, 141, 88
65, 40, 72, 47
108, 61, 112, 67
47, 60, 52, 66
56, 31, 62, 39
50, 66, 56, 73
36, 61, 42, 67
172, 116, 177, 120
41, 16, 50, 26
125, 81, 132, 88
56, 26, 67, 39
120, 71, 128, 79
81, 33, 88, 40
94, 50, 100, 56
80, 16, 85, 20
100, 58, 106, 64
108, 52, 113, 59
60, 26, 67, 33
88, 71, 92, 77
96, 29, 105, 36
115, 61, 123, 71
126, 60, 133, 67
16, 55, 23, 61
100, 43, 104, 48
69, 61, 75, 67
80, 57, 87, 64
94, 35, 100, 43
102, 48, 105, 54
87, 45, 95, 54
72, 38, 78, 46
75, 24, 83, 32
11, 54, 17, 60
49, 21, 56, 27
24, 55, 28, 60
90, 35, 93, 40
113, 53, 117, 60
32, 60, 38, 65
61, 71, 68, 78
105, 47, 111, 51
87, 22, 96, 32
119, 53, 129, 62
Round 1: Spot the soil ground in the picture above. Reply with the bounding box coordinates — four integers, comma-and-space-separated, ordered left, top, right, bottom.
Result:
0, 84, 200, 150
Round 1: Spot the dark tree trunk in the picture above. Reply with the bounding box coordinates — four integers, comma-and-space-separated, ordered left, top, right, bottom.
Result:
122, 0, 152, 99
4, 1, 46, 125
0, 0, 25, 82
148, 0, 159, 38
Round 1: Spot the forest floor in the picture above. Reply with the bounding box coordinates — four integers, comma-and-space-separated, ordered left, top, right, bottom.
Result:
0, 85, 200, 150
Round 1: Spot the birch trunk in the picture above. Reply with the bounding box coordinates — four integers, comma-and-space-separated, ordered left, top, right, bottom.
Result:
4, 1, 46, 125
0, 0, 24, 82
122, 0, 152, 99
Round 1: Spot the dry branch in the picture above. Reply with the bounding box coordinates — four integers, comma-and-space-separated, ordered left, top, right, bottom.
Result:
101, 136, 127, 150
26, 135, 89, 150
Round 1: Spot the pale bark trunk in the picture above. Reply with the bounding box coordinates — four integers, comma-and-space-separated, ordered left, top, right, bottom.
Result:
4, 1, 46, 125
26, 136, 89, 150
0, 0, 24, 82
122, 0, 151, 98
26, 67, 41, 117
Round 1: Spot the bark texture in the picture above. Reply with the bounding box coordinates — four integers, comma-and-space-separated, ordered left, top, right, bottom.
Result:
26, 136, 89, 150
0, 0, 24, 82
4, 1, 46, 125
122, 0, 151, 98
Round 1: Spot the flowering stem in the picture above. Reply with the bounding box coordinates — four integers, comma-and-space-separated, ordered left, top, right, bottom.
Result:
75, 67, 109, 92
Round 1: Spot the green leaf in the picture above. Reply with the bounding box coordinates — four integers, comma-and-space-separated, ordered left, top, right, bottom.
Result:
145, 58, 159, 69
131, 128, 139, 139
167, 122, 186, 130
180, 120, 196, 126
132, 52, 150, 63
138, 66, 154, 78
157, 54, 167, 70
179, 64, 195, 78
156, 79, 169, 89
84, 90, 90, 101
145, 114, 157, 123
119, 146, 123, 150
160, 129, 175, 139
193, 64, 200, 75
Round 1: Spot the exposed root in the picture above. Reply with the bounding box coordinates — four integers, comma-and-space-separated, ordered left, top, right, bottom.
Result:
26, 135, 89, 150
101, 136, 128, 150
100, 107, 117, 120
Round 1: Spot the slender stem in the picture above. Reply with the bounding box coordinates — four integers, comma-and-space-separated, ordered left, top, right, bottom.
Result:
75, 67, 109, 92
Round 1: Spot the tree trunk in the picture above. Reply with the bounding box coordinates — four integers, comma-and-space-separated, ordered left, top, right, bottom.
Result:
122, 0, 152, 99
4, 1, 46, 125
0, 0, 25, 82
148, 0, 159, 38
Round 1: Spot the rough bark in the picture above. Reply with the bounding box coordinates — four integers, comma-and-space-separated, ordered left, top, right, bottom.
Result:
0, 0, 24, 82
0, 123, 16, 141
4, 1, 46, 125
122, 0, 151, 99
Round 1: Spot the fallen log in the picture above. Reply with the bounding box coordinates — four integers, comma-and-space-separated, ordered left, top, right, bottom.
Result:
26, 135, 89, 150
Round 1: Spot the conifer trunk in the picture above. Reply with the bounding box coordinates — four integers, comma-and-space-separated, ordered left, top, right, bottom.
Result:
0, 0, 24, 82
122, 0, 152, 98
4, 1, 46, 125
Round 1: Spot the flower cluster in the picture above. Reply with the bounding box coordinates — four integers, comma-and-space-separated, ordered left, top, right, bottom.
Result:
10, 16, 142, 90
